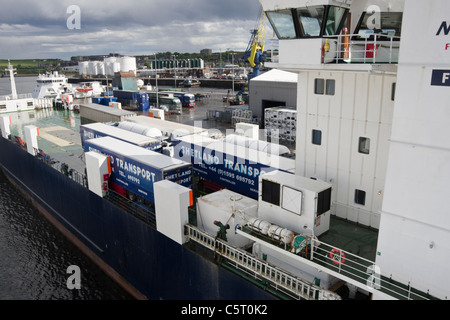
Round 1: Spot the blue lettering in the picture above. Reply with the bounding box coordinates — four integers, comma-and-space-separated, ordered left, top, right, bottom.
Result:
436, 21, 450, 36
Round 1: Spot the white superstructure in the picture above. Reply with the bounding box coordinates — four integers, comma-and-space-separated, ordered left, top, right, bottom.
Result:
1, 61, 53, 113
257, 0, 450, 300
32, 71, 73, 99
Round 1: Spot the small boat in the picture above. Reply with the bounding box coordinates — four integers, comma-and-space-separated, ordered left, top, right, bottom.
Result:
180, 79, 200, 88
73, 81, 104, 99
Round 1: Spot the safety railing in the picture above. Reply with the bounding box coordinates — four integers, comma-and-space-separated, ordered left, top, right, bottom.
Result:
298, 234, 432, 300
6, 134, 158, 229
323, 32, 401, 65
104, 190, 156, 227
0, 93, 33, 101
185, 224, 341, 300
7, 135, 88, 188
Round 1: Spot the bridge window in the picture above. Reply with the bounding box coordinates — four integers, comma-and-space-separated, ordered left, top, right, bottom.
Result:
354, 12, 403, 40
325, 6, 348, 36
266, 10, 297, 39
266, 6, 349, 39
297, 5, 325, 37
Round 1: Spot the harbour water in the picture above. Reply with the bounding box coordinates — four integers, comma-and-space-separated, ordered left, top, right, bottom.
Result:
0, 76, 133, 300
0, 75, 240, 300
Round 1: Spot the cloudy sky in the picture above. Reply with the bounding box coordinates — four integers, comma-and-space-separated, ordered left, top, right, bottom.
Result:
0, 0, 267, 60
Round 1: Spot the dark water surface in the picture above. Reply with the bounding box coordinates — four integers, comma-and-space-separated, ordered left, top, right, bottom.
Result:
0, 77, 133, 300
0, 170, 134, 300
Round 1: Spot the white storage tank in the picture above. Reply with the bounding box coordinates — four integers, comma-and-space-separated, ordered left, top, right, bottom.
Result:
104, 58, 120, 76
120, 56, 137, 74
88, 61, 97, 76
96, 61, 105, 76
78, 61, 89, 76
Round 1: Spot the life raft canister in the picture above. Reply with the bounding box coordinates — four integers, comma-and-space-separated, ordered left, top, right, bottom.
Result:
329, 248, 346, 265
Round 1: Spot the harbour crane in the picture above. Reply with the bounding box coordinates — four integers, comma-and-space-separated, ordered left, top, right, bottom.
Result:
234, 3, 266, 102
244, 4, 266, 82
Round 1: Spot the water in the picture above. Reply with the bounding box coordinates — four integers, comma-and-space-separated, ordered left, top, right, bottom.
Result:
0, 76, 133, 300
0, 76, 238, 300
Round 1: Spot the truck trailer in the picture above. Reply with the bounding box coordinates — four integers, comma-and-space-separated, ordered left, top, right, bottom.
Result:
83, 136, 192, 204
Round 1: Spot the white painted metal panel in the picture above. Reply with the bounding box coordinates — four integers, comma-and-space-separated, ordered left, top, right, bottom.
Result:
279, 39, 323, 66
282, 186, 303, 215
353, 73, 369, 122
154, 180, 191, 245
341, 73, 357, 120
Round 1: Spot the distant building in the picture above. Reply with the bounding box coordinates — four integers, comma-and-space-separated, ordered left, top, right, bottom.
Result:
200, 49, 212, 55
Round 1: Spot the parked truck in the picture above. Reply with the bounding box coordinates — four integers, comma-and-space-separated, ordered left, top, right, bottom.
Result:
113, 90, 149, 111
80, 122, 162, 152
83, 136, 192, 204
172, 133, 295, 199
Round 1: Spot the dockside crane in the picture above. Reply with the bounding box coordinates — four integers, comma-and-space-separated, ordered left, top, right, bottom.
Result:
235, 3, 266, 101
244, 4, 266, 82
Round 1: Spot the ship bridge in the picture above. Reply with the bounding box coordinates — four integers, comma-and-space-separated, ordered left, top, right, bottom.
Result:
261, 0, 404, 71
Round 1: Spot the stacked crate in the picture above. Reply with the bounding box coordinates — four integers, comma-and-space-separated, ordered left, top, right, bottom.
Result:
232, 109, 254, 128
264, 107, 297, 142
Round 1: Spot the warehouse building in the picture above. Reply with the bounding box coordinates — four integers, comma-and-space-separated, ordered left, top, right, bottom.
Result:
249, 69, 298, 127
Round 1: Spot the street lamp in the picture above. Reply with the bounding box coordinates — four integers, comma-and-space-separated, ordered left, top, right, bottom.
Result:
230, 52, 236, 95
172, 55, 177, 88
154, 53, 159, 108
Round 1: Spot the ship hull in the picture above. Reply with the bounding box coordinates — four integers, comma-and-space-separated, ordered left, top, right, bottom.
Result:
0, 137, 276, 300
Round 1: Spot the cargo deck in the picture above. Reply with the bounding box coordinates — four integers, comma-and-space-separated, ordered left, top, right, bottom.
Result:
5, 106, 381, 299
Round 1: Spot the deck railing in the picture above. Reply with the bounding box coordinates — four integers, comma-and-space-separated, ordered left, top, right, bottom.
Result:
241, 225, 434, 300
185, 224, 341, 300
323, 32, 401, 64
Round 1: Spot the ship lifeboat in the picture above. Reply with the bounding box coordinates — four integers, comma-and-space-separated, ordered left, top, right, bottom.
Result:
76, 86, 93, 93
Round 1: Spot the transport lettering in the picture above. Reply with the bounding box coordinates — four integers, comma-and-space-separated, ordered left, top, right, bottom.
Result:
113, 157, 156, 182
223, 159, 266, 178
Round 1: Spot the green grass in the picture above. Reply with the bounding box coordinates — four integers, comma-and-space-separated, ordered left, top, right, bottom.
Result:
0, 59, 40, 68
0, 59, 60, 74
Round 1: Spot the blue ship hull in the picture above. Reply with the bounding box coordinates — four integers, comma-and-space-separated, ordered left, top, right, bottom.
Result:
0, 137, 276, 300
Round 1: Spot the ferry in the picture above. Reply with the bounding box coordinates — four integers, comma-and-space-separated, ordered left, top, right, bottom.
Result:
1, 61, 54, 113
32, 71, 74, 100
0, 0, 448, 301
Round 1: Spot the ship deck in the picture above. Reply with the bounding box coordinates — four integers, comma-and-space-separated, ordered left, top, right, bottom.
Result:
5, 105, 379, 263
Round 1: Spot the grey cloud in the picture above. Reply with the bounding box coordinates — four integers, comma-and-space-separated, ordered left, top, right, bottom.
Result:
0, 0, 264, 59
